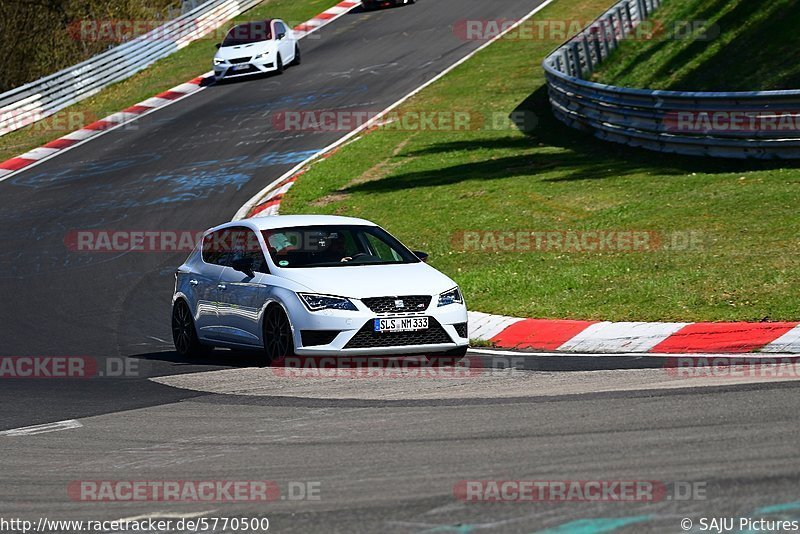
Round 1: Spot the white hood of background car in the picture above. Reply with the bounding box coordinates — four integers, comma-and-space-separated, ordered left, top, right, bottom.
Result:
279, 262, 458, 299
215, 41, 274, 60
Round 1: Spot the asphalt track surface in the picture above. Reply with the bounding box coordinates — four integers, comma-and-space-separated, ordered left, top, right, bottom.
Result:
2, 1, 800, 532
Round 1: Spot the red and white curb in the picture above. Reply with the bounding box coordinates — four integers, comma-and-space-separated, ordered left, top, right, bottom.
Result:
0, 0, 360, 183
0, 75, 211, 181
294, 0, 359, 37
469, 312, 800, 354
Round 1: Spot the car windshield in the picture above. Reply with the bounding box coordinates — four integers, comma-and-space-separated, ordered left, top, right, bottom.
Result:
221, 22, 272, 46
262, 225, 420, 268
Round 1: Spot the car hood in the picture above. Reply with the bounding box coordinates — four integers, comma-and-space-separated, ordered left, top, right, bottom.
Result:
215, 41, 274, 60
278, 262, 458, 299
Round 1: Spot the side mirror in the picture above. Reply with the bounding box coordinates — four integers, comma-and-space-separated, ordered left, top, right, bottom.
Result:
215, 43, 221, 49
413, 251, 429, 263
277, 33, 286, 40
231, 256, 255, 277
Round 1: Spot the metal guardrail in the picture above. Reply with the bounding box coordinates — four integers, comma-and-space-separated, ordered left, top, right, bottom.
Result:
543, 0, 800, 159
0, 0, 263, 136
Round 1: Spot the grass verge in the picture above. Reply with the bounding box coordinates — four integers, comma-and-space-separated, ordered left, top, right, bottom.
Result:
281, 0, 800, 322
593, 0, 800, 90
0, 0, 336, 162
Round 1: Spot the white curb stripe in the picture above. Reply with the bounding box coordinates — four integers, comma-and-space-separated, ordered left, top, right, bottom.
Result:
19, 147, 60, 160
62, 128, 97, 141
1, 419, 83, 436
761, 324, 800, 353
468, 311, 524, 340
557, 321, 689, 353
138, 97, 175, 108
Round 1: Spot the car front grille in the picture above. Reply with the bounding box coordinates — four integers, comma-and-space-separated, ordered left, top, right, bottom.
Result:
300, 330, 340, 347
344, 318, 453, 349
229, 56, 252, 64
361, 295, 431, 314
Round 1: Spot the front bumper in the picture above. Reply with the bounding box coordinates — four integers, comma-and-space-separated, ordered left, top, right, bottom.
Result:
214, 58, 277, 79
288, 296, 468, 357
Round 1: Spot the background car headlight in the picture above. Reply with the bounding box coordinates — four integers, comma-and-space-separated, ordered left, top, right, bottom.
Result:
298, 293, 358, 312
437, 287, 463, 307
213, 58, 225, 66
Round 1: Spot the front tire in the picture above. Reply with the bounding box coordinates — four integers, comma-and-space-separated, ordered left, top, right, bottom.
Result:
263, 304, 294, 365
172, 300, 205, 357
291, 45, 301, 66
276, 54, 284, 74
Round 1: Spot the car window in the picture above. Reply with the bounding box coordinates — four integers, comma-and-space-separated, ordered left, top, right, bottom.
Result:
221, 21, 272, 46
202, 230, 231, 266
262, 225, 418, 268
229, 227, 270, 274
364, 233, 403, 262
202, 228, 269, 273
274, 21, 287, 37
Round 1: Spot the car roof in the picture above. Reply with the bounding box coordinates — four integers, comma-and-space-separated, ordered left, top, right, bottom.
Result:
232, 19, 274, 29
217, 215, 378, 232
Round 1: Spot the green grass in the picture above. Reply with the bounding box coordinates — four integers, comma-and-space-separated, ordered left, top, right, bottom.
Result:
593, 0, 800, 90
0, 0, 333, 162
281, 0, 800, 322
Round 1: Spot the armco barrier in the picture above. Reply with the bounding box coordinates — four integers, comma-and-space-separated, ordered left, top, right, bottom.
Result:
542, 0, 800, 159
0, 0, 262, 136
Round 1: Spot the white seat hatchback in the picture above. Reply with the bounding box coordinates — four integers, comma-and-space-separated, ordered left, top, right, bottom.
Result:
172, 215, 469, 364
213, 19, 300, 80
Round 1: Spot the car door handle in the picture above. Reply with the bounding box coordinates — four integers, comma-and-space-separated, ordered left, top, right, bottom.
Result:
217, 283, 227, 290
189, 279, 199, 286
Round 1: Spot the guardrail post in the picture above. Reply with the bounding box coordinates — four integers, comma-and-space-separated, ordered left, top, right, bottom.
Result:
561, 48, 571, 75
623, 1, 633, 28
600, 22, 610, 58
570, 41, 583, 79
591, 27, 603, 65
615, 7, 627, 38
606, 15, 618, 50
581, 34, 593, 74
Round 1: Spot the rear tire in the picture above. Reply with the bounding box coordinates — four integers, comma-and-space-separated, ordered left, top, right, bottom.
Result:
276, 54, 284, 74
426, 346, 468, 367
291, 45, 301, 66
172, 300, 206, 357
263, 305, 294, 365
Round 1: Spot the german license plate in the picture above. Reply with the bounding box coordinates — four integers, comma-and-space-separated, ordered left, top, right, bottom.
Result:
231, 64, 249, 71
374, 316, 429, 333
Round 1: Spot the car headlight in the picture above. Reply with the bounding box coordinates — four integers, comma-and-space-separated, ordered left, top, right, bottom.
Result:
437, 287, 463, 307
298, 293, 358, 312
254, 52, 269, 60
213, 58, 225, 66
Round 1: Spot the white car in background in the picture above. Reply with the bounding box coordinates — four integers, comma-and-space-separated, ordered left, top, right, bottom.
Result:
172, 215, 469, 364
213, 19, 300, 80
